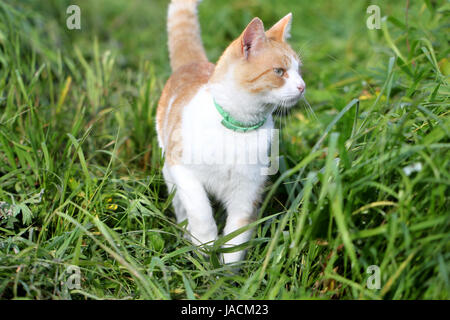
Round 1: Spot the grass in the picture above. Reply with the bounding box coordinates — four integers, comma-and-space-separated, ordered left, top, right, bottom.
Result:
0, 0, 449, 299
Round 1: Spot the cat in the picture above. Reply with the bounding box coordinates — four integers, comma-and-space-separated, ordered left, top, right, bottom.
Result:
156, 0, 305, 265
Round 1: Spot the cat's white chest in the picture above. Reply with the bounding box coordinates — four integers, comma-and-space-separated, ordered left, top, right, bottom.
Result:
180, 87, 273, 193
181, 87, 273, 167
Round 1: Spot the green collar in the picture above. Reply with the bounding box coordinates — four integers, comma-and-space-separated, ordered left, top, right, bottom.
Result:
213, 99, 267, 133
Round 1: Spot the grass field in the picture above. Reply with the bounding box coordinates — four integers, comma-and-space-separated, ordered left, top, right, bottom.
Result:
0, 0, 449, 299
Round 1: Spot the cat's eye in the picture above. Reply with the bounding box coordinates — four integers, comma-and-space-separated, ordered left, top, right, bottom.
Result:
273, 68, 285, 77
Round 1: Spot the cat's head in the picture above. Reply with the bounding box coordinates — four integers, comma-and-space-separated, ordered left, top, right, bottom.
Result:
211, 14, 305, 114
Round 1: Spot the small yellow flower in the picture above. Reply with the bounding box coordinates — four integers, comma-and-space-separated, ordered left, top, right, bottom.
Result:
358, 90, 373, 100
107, 204, 118, 211
295, 112, 306, 121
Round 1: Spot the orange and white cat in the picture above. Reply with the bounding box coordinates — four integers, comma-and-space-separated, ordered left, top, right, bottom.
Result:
156, 0, 305, 265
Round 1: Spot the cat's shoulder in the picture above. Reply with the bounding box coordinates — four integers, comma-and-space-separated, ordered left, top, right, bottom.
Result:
156, 61, 215, 155
158, 61, 214, 111
168, 61, 215, 89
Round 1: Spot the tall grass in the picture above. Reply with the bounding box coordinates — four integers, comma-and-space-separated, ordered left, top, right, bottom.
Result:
0, 0, 448, 299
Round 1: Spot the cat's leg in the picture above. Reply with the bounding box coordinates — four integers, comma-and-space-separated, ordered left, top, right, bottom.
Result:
163, 164, 187, 223
168, 165, 218, 247
222, 181, 263, 265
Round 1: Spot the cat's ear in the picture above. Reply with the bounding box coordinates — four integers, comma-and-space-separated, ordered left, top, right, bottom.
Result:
266, 13, 292, 42
240, 17, 266, 59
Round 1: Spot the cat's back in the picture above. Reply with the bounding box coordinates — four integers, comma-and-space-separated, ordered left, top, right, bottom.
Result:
156, 61, 215, 162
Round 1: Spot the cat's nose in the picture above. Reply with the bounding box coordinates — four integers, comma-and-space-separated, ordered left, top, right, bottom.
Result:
297, 84, 305, 94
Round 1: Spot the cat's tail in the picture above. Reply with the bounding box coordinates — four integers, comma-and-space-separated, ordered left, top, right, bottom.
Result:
167, 0, 209, 71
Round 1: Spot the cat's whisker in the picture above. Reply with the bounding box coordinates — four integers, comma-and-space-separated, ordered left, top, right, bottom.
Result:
301, 96, 317, 121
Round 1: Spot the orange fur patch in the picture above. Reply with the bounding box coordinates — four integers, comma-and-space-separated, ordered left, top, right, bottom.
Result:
156, 62, 215, 164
